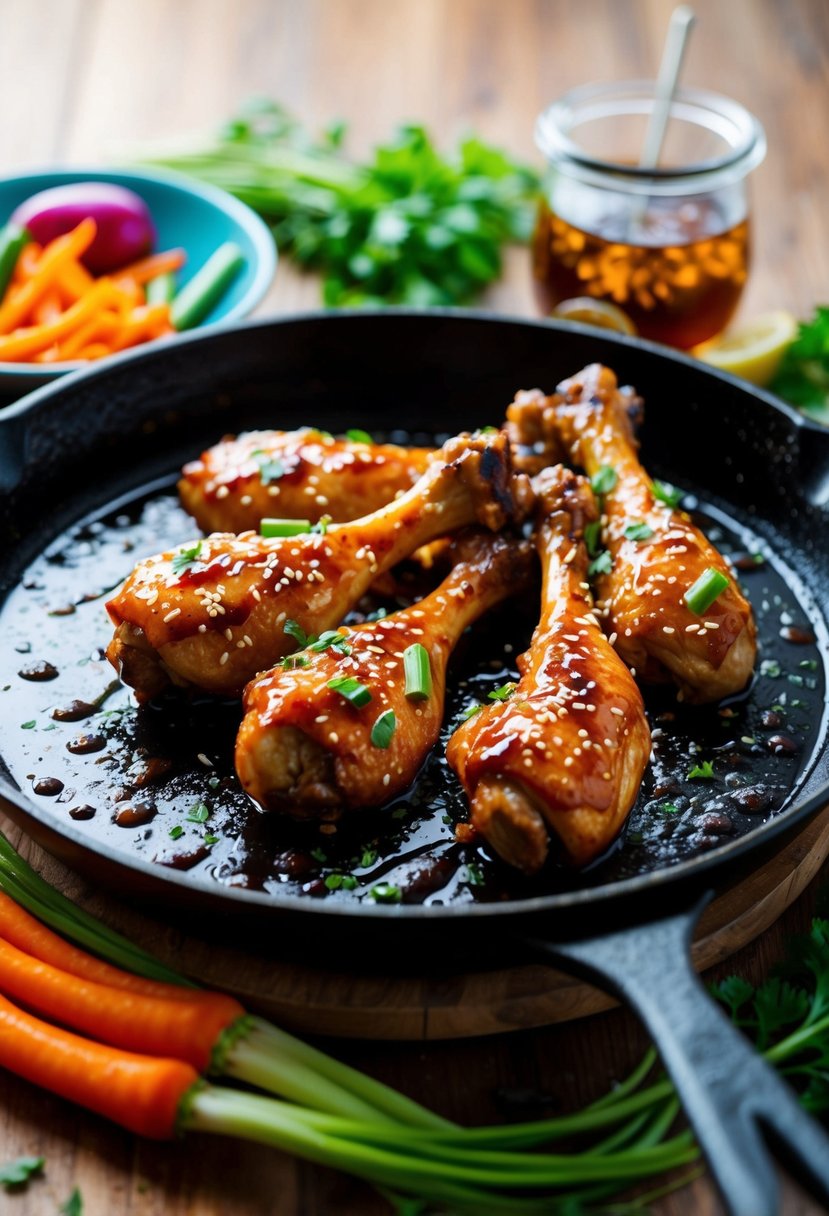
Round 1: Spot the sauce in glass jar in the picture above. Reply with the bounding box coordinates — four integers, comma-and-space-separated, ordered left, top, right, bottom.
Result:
532, 82, 766, 348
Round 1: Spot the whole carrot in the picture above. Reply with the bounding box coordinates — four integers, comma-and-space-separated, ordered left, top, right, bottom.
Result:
0, 937, 244, 1071
0, 991, 198, 1139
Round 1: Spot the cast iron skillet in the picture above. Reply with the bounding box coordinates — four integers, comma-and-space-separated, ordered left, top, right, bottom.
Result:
2, 311, 829, 1216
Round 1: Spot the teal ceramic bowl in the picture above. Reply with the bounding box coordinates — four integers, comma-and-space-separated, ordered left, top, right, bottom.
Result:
0, 166, 276, 398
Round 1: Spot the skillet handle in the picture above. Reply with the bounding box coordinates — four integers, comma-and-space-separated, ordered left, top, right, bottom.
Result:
527, 896, 829, 1216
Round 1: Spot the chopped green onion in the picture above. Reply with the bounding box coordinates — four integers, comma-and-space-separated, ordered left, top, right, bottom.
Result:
260, 518, 311, 537
461, 703, 482, 721
370, 882, 402, 904
0, 224, 30, 303
623, 522, 654, 542
307, 630, 351, 656
280, 655, 310, 669
21, 721, 35, 730
360, 849, 377, 868
171, 540, 203, 574
186, 801, 210, 823
370, 708, 396, 748
327, 676, 372, 708
203, 834, 220, 846
652, 479, 683, 508
684, 567, 730, 615
169, 824, 184, 840
590, 465, 617, 496
403, 643, 431, 701
346, 428, 373, 444
588, 550, 612, 577
661, 803, 680, 815
583, 520, 602, 557
170, 240, 245, 331
760, 658, 782, 679
687, 760, 715, 780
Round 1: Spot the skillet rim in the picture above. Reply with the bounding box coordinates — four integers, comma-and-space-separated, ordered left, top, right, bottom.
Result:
1, 307, 828, 925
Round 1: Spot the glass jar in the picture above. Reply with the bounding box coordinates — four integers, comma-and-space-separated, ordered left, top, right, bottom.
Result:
532, 81, 766, 348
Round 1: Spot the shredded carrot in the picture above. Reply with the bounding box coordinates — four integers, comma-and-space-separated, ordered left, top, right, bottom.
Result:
115, 247, 186, 286
0, 936, 243, 1071
0, 218, 97, 334
0, 990, 197, 1138
54, 312, 121, 360
0, 279, 119, 362
109, 303, 172, 352
0, 891, 220, 1002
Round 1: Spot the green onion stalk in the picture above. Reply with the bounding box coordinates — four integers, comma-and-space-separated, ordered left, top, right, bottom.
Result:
2, 831, 829, 1213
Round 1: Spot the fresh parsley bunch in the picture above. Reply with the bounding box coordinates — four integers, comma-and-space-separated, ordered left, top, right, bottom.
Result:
771, 306, 829, 425
135, 99, 540, 307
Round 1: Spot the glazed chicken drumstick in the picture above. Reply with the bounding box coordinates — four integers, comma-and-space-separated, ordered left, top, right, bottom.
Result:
509, 363, 757, 703
106, 430, 520, 701
236, 531, 535, 817
447, 466, 651, 872
179, 428, 433, 533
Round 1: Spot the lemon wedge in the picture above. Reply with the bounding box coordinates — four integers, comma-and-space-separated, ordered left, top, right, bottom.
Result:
551, 297, 636, 336
693, 311, 798, 386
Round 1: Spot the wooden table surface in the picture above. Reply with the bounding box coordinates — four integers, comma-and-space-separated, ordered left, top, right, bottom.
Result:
1, 1, 828, 1213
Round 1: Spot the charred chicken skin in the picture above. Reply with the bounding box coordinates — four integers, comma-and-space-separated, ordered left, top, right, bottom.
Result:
179, 428, 433, 533
236, 531, 535, 817
509, 364, 757, 704
106, 430, 520, 701
447, 466, 651, 872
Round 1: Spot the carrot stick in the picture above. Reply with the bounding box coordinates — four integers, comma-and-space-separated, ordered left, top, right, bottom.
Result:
109, 302, 171, 352
0, 991, 198, 1138
0, 279, 117, 361
0, 890, 204, 1000
0, 937, 243, 1071
56, 258, 95, 302
115, 247, 186, 286
55, 312, 122, 360
13, 243, 42, 284
77, 342, 116, 360
0, 218, 97, 334
31, 288, 63, 326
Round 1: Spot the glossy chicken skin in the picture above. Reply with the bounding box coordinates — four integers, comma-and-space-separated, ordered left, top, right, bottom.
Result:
447, 467, 650, 872
236, 532, 535, 817
106, 431, 519, 700
179, 428, 434, 532
514, 364, 757, 703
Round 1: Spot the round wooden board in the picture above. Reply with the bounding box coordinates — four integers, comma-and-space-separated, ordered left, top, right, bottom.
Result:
5, 804, 829, 1041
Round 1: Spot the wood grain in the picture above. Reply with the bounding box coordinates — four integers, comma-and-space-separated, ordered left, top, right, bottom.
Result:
1, 1, 828, 1213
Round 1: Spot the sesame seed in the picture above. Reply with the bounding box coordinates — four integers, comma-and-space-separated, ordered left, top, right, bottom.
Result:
705, 621, 720, 630
329, 732, 339, 744
219, 652, 229, 666
216, 485, 229, 499
610, 706, 624, 716
382, 774, 391, 787
662, 626, 676, 634
197, 753, 213, 767
240, 494, 252, 506
564, 756, 574, 767
198, 624, 207, 633
685, 623, 700, 633
225, 628, 233, 641
163, 608, 181, 622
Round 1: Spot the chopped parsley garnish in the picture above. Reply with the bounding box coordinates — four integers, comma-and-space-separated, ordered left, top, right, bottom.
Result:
360, 849, 377, 868
588, 550, 613, 577
171, 540, 203, 574
684, 567, 729, 615
186, 801, 210, 823
488, 682, 516, 702
687, 760, 716, 780
590, 465, 617, 496
328, 675, 372, 707
21, 720, 36, 730
760, 658, 783, 679
284, 619, 311, 648
251, 451, 286, 485
370, 708, 396, 749
308, 630, 351, 656
623, 521, 654, 542
204, 834, 220, 846
403, 643, 431, 700
60, 1189, 83, 1216
370, 882, 402, 904
169, 824, 184, 840
583, 519, 602, 557
652, 479, 683, 508
465, 861, 485, 886
346, 428, 374, 444
0, 1156, 45, 1188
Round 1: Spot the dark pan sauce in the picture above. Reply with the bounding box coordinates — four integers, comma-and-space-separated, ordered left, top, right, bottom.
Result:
0, 468, 826, 908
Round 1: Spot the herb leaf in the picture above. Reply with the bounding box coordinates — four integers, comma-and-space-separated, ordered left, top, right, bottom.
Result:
327, 676, 372, 707
652, 479, 683, 508
488, 682, 516, 702
346, 428, 374, 444
588, 550, 613, 577
284, 619, 310, 648
171, 540, 203, 574
623, 521, 654, 542
370, 708, 396, 749
0, 1156, 44, 1188
590, 465, 617, 496
185, 801, 210, 823
60, 1187, 83, 1216
687, 760, 716, 780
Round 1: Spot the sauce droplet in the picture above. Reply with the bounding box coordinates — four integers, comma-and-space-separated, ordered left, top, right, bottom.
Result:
32, 777, 64, 796
18, 660, 59, 681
